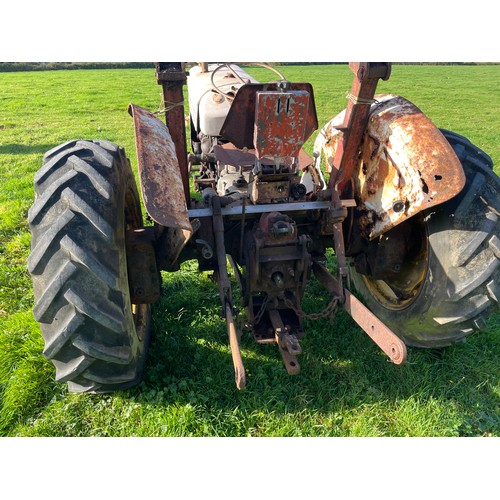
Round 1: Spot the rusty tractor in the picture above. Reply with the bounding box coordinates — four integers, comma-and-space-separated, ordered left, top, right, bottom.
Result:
28, 62, 499, 392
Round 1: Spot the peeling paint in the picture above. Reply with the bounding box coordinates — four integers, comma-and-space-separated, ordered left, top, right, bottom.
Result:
254, 91, 310, 159
317, 95, 466, 239
128, 103, 193, 263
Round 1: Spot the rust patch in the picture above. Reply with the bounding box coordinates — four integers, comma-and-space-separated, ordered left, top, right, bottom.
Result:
220, 83, 318, 149
314, 111, 344, 174
214, 143, 313, 170
316, 95, 466, 239
345, 288, 407, 364
128, 103, 192, 263
126, 228, 161, 304
254, 90, 310, 159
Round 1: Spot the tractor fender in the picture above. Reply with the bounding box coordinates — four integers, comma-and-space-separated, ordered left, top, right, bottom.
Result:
128, 104, 192, 266
315, 94, 466, 239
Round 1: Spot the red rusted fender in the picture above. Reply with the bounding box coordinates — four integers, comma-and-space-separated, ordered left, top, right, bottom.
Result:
315, 95, 466, 239
128, 103, 192, 265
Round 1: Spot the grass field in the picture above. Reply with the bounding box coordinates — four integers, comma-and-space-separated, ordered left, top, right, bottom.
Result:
0, 64, 499, 441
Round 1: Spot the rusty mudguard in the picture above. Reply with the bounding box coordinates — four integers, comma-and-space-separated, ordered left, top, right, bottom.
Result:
128, 104, 193, 267
316, 94, 466, 239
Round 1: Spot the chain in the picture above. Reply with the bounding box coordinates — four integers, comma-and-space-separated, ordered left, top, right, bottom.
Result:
251, 292, 339, 326
283, 294, 339, 323
252, 294, 270, 325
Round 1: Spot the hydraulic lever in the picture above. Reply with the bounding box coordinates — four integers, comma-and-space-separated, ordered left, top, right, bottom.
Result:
212, 196, 246, 390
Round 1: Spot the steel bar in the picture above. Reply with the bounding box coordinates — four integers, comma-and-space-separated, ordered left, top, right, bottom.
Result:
188, 199, 356, 218
225, 302, 246, 390
344, 289, 407, 364
268, 310, 301, 375
331, 62, 391, 194
155, 62, 191, 207
312, 262, 407, 364
212, 196, 246, 389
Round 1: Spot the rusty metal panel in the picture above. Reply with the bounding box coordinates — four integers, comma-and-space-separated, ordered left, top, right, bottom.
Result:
254, 91, 310, 159
214, 143, 313, 170
328, 64, 387, 193
314, 114, 344, 175
220, 83, 318, 149
249, 177, 291, 204
126, 228, 161, 303
317, 95, 466, 239
128, 103, 192, 264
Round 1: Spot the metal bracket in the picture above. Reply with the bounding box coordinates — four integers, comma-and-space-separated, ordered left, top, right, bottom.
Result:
125, 228, 161, 304
154, 62, 187, 83
187, 199, 355, 218
268, 309, 301, 375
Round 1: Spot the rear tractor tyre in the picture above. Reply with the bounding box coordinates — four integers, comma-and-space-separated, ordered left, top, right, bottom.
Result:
28, 140, 151, 393
350, 131, 499, 348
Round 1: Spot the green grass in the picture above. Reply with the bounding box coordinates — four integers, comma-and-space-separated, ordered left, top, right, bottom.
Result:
0, 64, 499, 438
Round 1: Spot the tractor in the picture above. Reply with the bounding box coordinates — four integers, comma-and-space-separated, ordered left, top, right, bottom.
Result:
28, 62, 499, 392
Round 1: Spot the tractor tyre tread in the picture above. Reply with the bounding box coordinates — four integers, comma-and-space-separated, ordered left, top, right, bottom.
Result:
350, 130, 499, 348
28, 140, 149, 393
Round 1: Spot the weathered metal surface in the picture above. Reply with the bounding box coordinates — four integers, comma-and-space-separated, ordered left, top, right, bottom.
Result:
314, 114, 344, 175
214, 143, 256, 167
257, 211, 297, 246
254, 91, 310, 159
327, 63, 391, 194
312, 262, 407, 364
247, 211, 311, 297
237, 207, 311, 367
213, 143, 313, 170
317, 95, 466, 239
345, 289, 407, 364
155, 62, 187, 82
226, 302, 246, 390
187, 200, 355, 218
349, 62, 392, 82
212, 196, 246, 390
126, 228, 161, 304
128, 103, 192, 265
249, 177, 291, 204
154, 63, 190, 206
269, 309, 301, 375
220, 83, 318, 149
